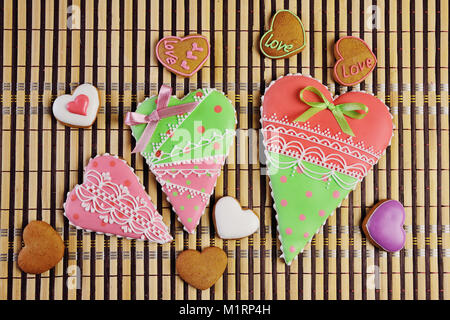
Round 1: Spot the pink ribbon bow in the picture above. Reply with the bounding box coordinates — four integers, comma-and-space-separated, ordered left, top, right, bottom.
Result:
125, 85, 199, 153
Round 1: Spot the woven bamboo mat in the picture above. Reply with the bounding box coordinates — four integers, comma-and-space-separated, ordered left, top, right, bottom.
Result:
0, 0, 448, 300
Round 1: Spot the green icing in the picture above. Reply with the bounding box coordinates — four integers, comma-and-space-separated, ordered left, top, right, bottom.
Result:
130, 89, 236, 165
267, 152, 357, 264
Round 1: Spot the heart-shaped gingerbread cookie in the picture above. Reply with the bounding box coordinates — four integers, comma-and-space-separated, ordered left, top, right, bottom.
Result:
156, 34, 210, 77
64, 154, 173, 243
261, 74, 393, 265
18, 221, 65, 274
333, 36, 377, 86
213, 196, 259, 239
362, 200, 406, 252
52, 83, 100, 128
260, 9, 306, 59
127, 86, 236, 234
176, 247, 227, 290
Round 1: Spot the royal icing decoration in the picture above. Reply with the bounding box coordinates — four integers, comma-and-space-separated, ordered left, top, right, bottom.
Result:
362, 200, 406, 252
213, 196, 259, 239
156, 35, 210, 77
333, 36, 377, 86
64, 154, 173, 244
261, 74, 393, 265
52, 83, 100, 128
127, 86, 236, 233
260, 10, 306, 59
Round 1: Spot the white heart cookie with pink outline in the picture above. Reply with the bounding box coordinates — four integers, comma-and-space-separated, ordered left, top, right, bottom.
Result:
52, 83, 100, 128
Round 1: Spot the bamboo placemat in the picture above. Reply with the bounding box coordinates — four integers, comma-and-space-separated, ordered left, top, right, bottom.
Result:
0, 0, 448, 300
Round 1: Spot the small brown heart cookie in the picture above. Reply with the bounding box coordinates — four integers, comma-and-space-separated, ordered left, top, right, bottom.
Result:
333, 36, 377, 86
260, 9, 307, 59
156, 34, 210, 77
176, 246, 227, 290
18, 221, 65, 274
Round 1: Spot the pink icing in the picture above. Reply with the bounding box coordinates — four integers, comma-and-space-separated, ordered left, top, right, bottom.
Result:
66, 94, 89, 116
333, 36, 377, 86
64, 155, 173, 243
151, 156, 225, 233
155, 35, 211, 77
262, 75, 393, 180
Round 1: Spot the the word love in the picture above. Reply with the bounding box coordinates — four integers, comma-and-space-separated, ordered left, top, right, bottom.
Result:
333, 36, 377, 86
156, 34, 210, 77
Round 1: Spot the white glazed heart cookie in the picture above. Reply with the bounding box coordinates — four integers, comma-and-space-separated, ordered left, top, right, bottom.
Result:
213, 196, 259, 239
52, 83, 100, 128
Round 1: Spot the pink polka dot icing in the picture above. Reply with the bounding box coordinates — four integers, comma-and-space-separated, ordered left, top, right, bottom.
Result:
280, 199, 288, 207
197, 125, 205, 134
64, 154, 173, 243
261, 74, 394, 266
153, 156, 226, 233
280, 175, 287, 183
285, 228, 293, 235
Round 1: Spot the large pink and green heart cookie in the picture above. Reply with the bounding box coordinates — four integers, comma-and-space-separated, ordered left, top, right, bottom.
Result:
128, 87, 236, 233
261, 74, 393, 265
64, 154, 173, 243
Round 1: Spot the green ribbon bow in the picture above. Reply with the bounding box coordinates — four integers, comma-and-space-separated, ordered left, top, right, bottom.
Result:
294, 86, 369, 136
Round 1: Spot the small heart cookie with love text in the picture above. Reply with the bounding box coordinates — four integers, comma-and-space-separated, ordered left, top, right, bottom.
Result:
18, 221, 65, 274
156, 34, 210, 77
213, 196, 259, 239
260, 9, 306, 59
176, 247, 227, 290
333, 36, 377, 86
52, 83, 100, 128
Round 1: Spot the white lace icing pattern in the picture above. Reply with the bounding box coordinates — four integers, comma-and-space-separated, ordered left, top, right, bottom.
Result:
262, 114, 383, 182
74, 169, 172, 243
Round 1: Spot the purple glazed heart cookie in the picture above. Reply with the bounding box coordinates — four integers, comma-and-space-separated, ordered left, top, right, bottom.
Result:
362, 200, 406, 252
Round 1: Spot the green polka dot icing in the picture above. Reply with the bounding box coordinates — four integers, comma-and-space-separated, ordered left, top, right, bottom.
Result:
268, 153, 356, 264
128, 87, 237, 234
172, 191, 178, 196
131, 89, 235, 165
261, 74, 394, 265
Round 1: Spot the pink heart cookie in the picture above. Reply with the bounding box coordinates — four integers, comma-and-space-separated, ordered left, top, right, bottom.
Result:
128, 87, 236, 233
261, 74, 393, 264
64, 154, 173, 243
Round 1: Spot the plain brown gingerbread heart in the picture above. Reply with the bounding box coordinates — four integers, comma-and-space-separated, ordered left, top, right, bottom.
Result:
176, 247, 227, 290
18, 221, 65, 274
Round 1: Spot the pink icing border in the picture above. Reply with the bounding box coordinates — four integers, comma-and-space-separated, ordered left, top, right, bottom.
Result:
155, 35, 211, 77
333, 36, 377, 86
